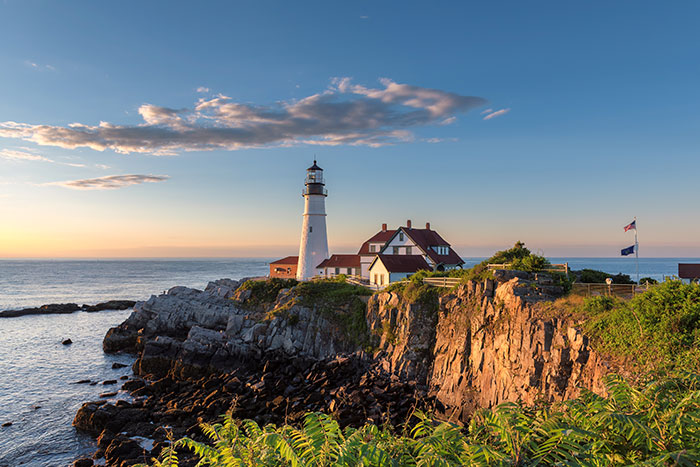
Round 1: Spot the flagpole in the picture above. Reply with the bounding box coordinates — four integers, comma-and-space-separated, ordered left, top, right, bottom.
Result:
634, 216, 639, 283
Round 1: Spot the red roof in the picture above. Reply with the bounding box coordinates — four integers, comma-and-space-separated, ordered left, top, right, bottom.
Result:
371, 254, 431, 273
357, 229, 397, 255
401, 228, 464, 266
316, 254, 361, 269
270, 256, 298, 265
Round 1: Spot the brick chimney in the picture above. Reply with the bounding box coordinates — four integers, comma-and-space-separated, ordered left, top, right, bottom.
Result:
425, 222, 431, 230
406, 219, 412, 229
381, 223, 387, 232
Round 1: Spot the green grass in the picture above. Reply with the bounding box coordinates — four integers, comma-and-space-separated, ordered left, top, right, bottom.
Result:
140, 372, 700, 467
582, 280, 700, 374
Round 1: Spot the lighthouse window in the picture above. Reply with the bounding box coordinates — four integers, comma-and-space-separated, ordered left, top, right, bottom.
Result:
309, 226, 313, 233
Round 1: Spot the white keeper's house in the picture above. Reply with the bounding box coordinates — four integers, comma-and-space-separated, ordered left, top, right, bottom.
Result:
269, 161, 464, 286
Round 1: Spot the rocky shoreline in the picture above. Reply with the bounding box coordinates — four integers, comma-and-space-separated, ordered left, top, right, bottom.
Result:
0, 300, 136, 318
72, 273, 615, 466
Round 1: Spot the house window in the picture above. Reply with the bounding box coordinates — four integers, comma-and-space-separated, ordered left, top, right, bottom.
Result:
373, 273, 378, 284
393, 246, 399, 254
346, 268, 351, 274
406, 247, 412, 255
335, 267, 340, 275
399, 232, 404, 241
380, 274, 384, 285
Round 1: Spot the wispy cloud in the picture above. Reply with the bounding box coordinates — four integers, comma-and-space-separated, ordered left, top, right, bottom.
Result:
480, 108, 493, 115
25, 60, 56, 72
196, 86, 210, 93
0, 149, 52, 162
482, 108, 511, 120
0, 78, 487, 155
47, 174, 169, 190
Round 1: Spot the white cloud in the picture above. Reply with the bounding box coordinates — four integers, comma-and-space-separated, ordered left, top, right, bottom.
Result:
47, 174, 169, 190
480, 108, 493, 115
0, 78, 487, 155
482, 108, 511, 120
0, 149, 52, 162
196, 86, 210, 93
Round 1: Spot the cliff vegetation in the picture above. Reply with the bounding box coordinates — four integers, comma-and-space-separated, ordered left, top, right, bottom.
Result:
582, 280, 700, 374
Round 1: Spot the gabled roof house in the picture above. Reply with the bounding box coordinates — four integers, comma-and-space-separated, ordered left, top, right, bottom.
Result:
366, 220, 464, 286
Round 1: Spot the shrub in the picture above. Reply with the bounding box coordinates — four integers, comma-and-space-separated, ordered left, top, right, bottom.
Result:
578, 269, 634, 284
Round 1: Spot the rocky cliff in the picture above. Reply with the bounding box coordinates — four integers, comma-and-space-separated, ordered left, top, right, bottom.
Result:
367, 271, 613, 423
82, 272, 617, 465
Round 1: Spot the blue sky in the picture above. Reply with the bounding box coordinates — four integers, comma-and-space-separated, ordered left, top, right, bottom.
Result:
0, 1, 698, 258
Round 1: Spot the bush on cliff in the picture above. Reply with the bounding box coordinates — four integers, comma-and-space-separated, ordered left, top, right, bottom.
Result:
577, 268, 634, 284
582, 280, 700, 373
139, 373, 700, 466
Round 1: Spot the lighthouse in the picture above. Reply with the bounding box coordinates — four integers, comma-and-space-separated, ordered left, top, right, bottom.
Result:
296, 160, 329, 280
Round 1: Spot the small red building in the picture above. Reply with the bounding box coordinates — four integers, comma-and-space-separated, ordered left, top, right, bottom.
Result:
269, 256, 298, 279
679, 263, 700, 281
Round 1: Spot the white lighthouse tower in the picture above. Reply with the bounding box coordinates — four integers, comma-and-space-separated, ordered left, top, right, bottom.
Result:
296, 160, 329, 280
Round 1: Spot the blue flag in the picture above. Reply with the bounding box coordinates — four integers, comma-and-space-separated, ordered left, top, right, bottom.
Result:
621, 245, 635, 256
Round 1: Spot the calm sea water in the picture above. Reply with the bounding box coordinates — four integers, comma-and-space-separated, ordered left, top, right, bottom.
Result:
0, 259, 271, 467
0, 257, 696, 466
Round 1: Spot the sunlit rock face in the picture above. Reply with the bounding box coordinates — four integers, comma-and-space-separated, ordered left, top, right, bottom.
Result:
367, 274, 614, 423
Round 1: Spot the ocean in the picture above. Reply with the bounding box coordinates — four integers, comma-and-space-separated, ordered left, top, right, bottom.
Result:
0, 257, 696, 466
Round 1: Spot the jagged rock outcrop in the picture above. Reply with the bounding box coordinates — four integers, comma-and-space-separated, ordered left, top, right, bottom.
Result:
104, 278, 359, 378
367, 272, 614, 423
366, 292, 437, 383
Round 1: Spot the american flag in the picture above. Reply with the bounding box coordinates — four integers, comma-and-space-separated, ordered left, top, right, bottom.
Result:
624, 220, 636, 232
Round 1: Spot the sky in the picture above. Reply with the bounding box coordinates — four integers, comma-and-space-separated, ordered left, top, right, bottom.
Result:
0, 1, 699, 258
